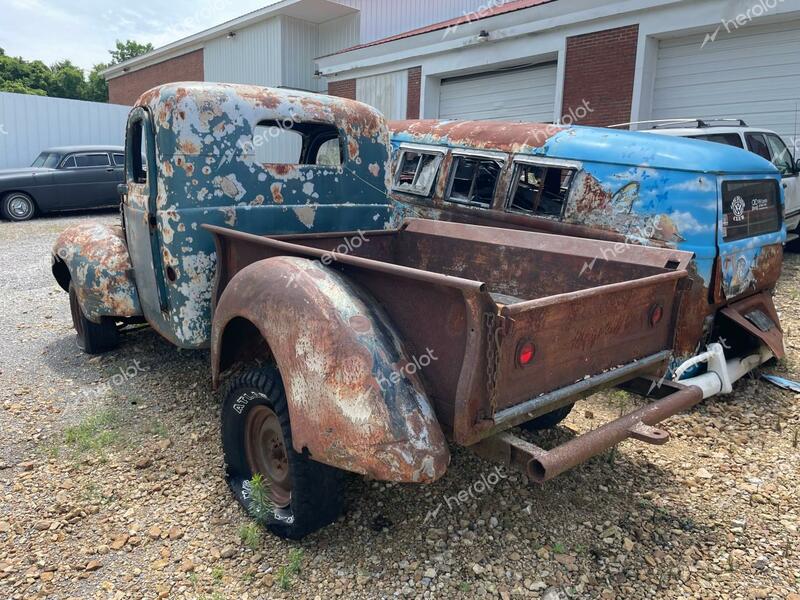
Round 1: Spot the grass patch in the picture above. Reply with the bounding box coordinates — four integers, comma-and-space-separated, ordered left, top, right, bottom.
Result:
64, 409, 123, 457
211, 566, 224, 583
275, 549, 304, 591
238, 523, 261, 551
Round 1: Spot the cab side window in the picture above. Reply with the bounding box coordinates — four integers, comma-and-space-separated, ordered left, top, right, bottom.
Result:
393, 149, 443, 196
508, 162, 576, 218
447, 156, 503, 207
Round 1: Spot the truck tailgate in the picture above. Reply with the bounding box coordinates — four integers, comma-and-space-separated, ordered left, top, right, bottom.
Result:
486, 269, 690, 418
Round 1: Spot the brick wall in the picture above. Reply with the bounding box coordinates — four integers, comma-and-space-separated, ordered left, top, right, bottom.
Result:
327, 79, 357, 100
406, 67, 422, 119
561, 25, 639, 127
108, 49, 205, 106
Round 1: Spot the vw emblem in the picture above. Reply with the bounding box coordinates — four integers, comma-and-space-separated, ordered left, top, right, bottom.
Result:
731, 195, 746, 219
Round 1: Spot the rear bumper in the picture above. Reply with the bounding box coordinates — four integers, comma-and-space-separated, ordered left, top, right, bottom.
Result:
473, 382, 704, 483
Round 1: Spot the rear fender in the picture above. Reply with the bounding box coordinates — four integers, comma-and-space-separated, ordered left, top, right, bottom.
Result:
52, 222, 142, 323
211, 256, 450, 483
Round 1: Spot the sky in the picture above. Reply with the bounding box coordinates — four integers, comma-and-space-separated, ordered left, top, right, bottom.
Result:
0, 0, 280, 70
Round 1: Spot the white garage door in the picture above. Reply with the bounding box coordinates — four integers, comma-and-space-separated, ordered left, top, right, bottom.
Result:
653, 20, 800, 142
439, 63, 558, 122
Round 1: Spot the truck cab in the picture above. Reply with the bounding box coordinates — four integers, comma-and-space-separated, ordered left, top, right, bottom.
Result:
52, 83, 394, 352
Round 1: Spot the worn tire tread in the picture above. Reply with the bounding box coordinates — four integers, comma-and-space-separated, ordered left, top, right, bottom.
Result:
222, 366, 344, 540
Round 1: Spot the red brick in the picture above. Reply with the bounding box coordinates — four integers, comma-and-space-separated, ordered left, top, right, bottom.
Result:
108, 50, 204, 106
406, 66, 422, 119
327, 79, 357, 100
561, 24, 639, 127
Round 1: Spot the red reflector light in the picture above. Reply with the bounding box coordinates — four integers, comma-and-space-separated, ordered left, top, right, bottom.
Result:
649, 304, 664, 327
518, 341, 535, 367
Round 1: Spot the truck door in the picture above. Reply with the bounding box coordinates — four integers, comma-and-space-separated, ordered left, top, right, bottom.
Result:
122, 108, 172, 337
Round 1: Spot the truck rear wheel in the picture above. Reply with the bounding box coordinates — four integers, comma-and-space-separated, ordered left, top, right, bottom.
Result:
221, 366, 344, 540
69, 283, 120, 354
519, 403, 574, 431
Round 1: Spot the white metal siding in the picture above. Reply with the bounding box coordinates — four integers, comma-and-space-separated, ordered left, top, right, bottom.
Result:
0, 92, 130, 170
356, 71, 408, 120
333, 0, 491, 43
439, 64, 558, 122
653, 20, 800, 143
204, 17, 283, 86
281, 16, 323, 92
319, 12, 360, 59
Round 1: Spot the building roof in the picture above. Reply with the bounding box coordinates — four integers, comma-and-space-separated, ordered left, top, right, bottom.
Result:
103, 0, 357, 80
324, 0, 557, 57
44, 145, 125, 154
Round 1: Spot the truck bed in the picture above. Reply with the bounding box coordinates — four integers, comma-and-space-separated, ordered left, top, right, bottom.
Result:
206, 219, 693, 445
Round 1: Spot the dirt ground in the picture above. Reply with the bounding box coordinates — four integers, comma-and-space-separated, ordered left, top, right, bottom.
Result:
0, 213, 798, 600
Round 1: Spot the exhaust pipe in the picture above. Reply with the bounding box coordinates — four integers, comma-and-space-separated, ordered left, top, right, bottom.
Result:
526, 385, 703, 483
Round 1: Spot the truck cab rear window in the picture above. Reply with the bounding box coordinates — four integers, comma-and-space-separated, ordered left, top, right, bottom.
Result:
251, 122, 343, 166
508, 162, 575, 218
722, 180, 781, 242
393, 149, 442, 196
447, 156, 503, 207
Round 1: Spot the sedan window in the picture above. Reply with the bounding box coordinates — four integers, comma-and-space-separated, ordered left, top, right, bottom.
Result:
31, 152, 62, 169
113, 153, 125, 166
75, 153, 111, 168
61, 156, 76, 168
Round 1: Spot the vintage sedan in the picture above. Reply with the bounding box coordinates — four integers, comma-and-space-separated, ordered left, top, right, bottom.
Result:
0, 146, 125, 221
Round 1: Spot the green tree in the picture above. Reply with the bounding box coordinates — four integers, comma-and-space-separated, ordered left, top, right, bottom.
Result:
47, 60, 86, 99
0, 39, 153, 103
85, 63, 109, 103
109, 40, 154, 65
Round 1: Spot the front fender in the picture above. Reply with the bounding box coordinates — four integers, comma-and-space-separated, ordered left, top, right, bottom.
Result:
52, 222, 142, 322
211, 256, 450, 483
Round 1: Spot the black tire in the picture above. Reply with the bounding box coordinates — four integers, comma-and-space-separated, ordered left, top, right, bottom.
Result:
222, 366, 344, 540
68, 283, 120, 354
519, 403, 575, 432
1, 192, 36, 221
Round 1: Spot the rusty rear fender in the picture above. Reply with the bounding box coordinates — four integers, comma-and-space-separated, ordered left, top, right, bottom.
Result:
211, 256, 450, 483
51, 222, 143, 323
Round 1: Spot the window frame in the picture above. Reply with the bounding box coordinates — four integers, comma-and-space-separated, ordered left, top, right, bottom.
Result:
691, 133, 745, 149
505, 156, 581, 219
250, 120, 345, 167
61, 152, 112, 169
445, 149, 507, 208
392, 143, 447, 197
763, 133, 796, 176
745, 132, 771, 162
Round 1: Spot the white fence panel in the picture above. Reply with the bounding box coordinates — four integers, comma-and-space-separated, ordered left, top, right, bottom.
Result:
0, 92, 130, 170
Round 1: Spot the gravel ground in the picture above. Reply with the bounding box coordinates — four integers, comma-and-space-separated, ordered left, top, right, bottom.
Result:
0, 213, 798, 600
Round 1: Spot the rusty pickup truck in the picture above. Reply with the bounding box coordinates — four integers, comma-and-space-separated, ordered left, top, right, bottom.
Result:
206, 218, 700, 538
50, 83, 721, 540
